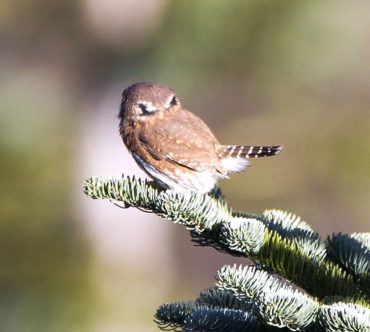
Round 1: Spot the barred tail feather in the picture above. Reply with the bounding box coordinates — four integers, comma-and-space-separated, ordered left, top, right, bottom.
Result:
218, 145, 283, 159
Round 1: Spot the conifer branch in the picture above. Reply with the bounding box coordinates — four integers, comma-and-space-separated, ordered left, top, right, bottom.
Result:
84, 175, 370, 331
318, 302, 370, 331
327, 233, 370, 293
217, 265, 319, 330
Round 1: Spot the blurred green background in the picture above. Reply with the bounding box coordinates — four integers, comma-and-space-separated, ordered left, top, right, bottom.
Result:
1, 1, 369, 331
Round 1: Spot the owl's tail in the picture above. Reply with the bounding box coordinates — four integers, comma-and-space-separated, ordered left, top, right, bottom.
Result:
217, 145, 283, 159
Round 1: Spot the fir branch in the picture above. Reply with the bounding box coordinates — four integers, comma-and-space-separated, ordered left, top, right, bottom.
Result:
84, 176, 230, 232
183, 308, 258, 332
261, 210, 327, 263
217, 265, 278, 299
258, 285, 318, 331
261, 209, 314, 234
351, 233, 370, 250
318, 302, 370, 331
220, 217, 266, 255
196, 287, 254, 312
217, 265, 319, 331
157, 189, 230, 232
154, 300, 259, 332
327, 233, 370, 286
83, 176, 160, 210
83, 175, 365, 300
154, 302, 200, 331
84, 175, 370, 330
239, 210, 327, 263
258, 230, 360, 299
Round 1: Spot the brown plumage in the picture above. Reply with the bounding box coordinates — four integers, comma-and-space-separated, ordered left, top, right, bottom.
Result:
119, 82, 283, 193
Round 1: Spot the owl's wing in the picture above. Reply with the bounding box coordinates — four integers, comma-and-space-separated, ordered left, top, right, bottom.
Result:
139, 110, 226, 174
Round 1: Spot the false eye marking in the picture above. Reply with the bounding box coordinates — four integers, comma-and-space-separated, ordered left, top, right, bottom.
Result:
137, 101, 157, 115
165, 94, 179, 109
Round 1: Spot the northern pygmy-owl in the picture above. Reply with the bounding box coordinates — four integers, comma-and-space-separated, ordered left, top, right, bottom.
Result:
119, 82, 282, 193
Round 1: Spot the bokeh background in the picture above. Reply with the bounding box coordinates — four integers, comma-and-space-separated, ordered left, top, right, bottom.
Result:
1, 1, 369, 331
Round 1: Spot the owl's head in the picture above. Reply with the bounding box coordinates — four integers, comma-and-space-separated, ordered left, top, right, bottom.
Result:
119, 82, 181, 123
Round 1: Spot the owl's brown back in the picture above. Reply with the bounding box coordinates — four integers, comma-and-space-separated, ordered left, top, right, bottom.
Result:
134, 107, 228, 175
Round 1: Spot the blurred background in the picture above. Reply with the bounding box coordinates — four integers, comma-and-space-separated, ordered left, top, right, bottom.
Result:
1, 0, 369, 331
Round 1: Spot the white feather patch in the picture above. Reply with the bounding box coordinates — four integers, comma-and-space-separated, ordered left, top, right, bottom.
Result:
221, 158, 249, 174
132, 153, 219, 193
